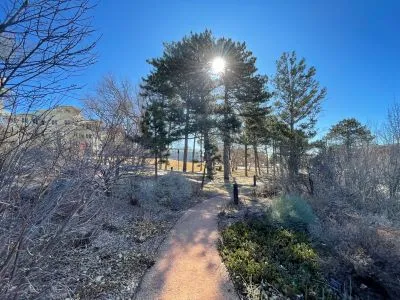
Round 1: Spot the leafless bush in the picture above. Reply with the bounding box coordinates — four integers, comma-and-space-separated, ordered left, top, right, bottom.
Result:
310, 145, 400, 218
308, 207, 400, 299
0, 149, 107, 298
132, 173, 194, 210
0, 1, 108, 297
257, 177, 282, 198
133, 179, 157, 204
83, 75, 145, 195
155, 173, 193, 209
307, 140, 400, 298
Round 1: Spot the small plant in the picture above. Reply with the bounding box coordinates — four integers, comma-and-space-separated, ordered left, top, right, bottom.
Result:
271, 195, 317, 230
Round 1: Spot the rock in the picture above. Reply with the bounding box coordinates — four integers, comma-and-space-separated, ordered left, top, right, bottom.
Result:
95, 275, 103, 282
138, 235, 146, 243
360, 283, 368, 289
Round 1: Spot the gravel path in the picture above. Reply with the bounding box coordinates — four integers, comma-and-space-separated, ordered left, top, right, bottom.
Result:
134, 195, 239, 300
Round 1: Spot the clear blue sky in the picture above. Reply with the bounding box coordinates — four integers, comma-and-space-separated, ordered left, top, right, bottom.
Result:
73, 0, 400, 135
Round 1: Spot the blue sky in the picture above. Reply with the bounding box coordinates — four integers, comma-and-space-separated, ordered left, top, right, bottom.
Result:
73, 0, 400, 135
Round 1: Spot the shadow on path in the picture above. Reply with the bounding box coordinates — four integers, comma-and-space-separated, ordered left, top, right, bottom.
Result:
134, 195, 239, 300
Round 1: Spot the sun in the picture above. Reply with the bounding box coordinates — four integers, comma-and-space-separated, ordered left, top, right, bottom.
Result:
211, 57, 226, 74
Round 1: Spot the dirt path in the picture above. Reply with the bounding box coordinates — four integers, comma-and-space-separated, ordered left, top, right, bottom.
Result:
134, 195, 239, 300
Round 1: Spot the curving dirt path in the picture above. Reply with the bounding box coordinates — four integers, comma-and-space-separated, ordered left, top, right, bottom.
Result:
134, 195, 239, 300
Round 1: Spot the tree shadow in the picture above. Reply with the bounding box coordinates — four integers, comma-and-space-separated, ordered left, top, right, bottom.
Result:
134, 195, 238, 299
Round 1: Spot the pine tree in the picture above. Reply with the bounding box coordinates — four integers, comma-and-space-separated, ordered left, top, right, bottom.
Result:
143, 31, 262, 181
197, 93, 218, 179
139, 96, 180, 177
214, 38, 258, 181
239, 75, 271, 176
273, 51, 326, 180
145, 31, 215, 173
237, 132, 251, 176
326, 118, 374, 151
264, 115, 290, 179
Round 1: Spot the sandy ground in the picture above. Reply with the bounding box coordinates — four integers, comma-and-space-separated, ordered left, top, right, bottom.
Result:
134, 195, 239, 300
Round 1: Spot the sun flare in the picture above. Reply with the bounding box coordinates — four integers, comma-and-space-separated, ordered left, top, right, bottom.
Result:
211, 57, 226, 74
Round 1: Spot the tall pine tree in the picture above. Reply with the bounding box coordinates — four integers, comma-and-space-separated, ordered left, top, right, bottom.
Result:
213, 38, 258, 181
273, 51, 326, 180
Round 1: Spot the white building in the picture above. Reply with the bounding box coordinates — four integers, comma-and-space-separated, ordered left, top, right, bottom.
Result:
0, 105, 102, 154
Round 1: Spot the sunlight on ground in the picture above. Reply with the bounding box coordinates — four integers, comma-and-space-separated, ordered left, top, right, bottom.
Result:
148, 159, 261, 185
149, 159, 205, 173
146, 159, 265, 203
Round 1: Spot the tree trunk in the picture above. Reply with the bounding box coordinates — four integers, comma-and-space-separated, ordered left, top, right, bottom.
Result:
265, 145, 269, 175
165, 121, 171, 171
199, 135, 203, 171
183, 133, 189, 173
201, 160, 206, 189
244, 143, 248, 177
223, 140, 230, 180
288, 145, 299, 180
183, 102, 189, 172
154, 153, 158, 178
272, 140, 276, 180
191, 134, 196, 173
223, 85, 230, 181
204, 130, 213, 179
279, 145, 284, 176
288, 123, 300, 180
253, 144, 259, 176
177, 149, 180, 171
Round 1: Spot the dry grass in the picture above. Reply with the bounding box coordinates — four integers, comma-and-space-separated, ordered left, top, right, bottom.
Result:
147, 159, 261, 184
231, 168, 259, 185
149, 159, 205, 173
308, 201, 400, 299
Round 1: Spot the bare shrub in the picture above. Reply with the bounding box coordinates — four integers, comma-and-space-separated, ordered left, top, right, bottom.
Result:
155, 173, 193, 209
131, 174, 194, 210
307, 143, 400, 298
310, 145, 399, 218
257, 176, 282, 198
309, 209, 400, 298
0, 75, 146, 298
83, 75, 145, 195
0, 156, 107, 298
134, 179, 157, 204
0, 1, 98, 296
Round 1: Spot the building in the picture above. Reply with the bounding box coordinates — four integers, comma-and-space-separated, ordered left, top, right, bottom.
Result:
0, 105, 102, 154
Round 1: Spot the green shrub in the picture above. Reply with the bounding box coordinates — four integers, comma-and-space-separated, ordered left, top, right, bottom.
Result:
219, 220, 333, 299
271, 195, 317, 230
